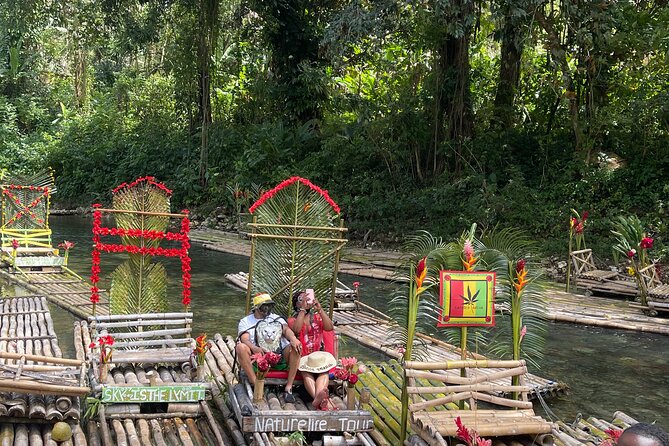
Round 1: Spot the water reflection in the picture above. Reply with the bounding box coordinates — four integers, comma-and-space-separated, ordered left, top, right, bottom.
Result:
18, 216, 669, 428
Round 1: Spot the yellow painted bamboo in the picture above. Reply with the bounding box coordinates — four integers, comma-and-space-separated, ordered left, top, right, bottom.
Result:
406, 359, 525, 370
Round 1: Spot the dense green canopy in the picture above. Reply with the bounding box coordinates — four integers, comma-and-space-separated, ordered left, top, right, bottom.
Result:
1, 0, 667, 255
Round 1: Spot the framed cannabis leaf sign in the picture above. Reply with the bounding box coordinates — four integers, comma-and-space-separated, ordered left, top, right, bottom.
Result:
438, 270, 496, 327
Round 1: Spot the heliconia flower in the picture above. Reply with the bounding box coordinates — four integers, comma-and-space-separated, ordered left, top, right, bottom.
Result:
352, 281, 360, 288
570, 217, 577, 229
348, 373, 359, 385
520, 325, 527, 343
11, 239, 19, 250
415, 257, 427, 290
627, 249, 636, 258
640, 237, 654, 250
582, 211, 589, 221
89, 342, 97, 349
514, 260, 529, 294
575, 222, 584, 234
455, 417, 472, 445
58, 240, 75, 251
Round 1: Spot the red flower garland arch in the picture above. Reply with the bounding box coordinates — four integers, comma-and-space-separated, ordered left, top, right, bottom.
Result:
90, 179, 191, 311
248, 176, 340, 214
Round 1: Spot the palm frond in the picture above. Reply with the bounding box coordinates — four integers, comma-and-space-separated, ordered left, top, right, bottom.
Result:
110, 261, 167, 315
250, 179, 342, 317
109, 181, 171, 314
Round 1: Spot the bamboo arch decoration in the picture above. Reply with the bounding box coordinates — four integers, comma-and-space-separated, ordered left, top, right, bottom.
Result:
0, 170, 56, 250
90, 177, 192, 316
245, 177, 347, 319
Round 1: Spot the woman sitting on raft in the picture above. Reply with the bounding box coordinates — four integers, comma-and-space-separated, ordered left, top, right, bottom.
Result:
286, 289, 336, 410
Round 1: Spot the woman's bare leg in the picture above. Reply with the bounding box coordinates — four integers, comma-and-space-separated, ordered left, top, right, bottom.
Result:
302, 372, 317, 399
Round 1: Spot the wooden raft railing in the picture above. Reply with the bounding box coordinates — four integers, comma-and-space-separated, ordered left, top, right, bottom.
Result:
570, 249, 618, 282
88, 312, 194, 367
405, 359, 553, 446
639, 264, 669, 311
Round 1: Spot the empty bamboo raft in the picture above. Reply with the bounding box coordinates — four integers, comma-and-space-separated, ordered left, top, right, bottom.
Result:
73, 321, 238, 446
225, 272, 358, 300
0, 269, 109, 319
332, 308, 567, 398
546, 289, 669, 335
191, 229, 396, 280
0, 296, 84, 421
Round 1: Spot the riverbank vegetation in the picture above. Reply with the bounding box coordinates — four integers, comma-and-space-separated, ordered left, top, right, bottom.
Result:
1, 0, 667, 258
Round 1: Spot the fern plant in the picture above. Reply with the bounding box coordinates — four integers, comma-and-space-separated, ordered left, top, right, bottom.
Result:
109, 180, 171, 315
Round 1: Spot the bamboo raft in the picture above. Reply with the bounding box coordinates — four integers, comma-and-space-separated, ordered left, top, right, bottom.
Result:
73, 321, 237, 446
191, 229, 396, 281
546, 289, 669, 335
206, 333, 381, 446
333, 307, 567, 398
0, 297, 85, 420
224, 271, 359, 303
0, 269, 109, 319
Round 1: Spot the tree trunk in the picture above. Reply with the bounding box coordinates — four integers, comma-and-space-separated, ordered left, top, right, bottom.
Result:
493, 20, 524, 129
433, 10, 474, 178
197, 0, 218, 187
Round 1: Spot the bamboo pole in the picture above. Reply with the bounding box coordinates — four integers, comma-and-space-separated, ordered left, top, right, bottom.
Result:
95, 208, 187, 218
137, 420, 152, 446
248, 222, 348, 232
199, 401, 227, 446
245, 215, 257, 314
88, 421, 102, 446
405, 359, 525, 370
329, 219, 345, 320
98, 405, 113, 446
250, 232, 347, 243
29, 425, 43, 446
0, 351, 83, 366
149, 420, 168, 446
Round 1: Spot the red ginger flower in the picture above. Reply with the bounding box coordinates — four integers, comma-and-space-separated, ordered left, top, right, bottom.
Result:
640, 237, 654, 250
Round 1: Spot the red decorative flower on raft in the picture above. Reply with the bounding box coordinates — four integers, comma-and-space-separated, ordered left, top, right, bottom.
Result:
89, 179, 192, 312
248, 176, 340, 214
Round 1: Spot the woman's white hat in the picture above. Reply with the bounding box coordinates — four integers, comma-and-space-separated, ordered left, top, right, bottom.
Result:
298, 351, 337, 374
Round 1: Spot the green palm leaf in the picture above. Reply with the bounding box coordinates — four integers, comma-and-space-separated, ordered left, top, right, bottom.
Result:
110, 261, 167, 315
109, 180, 171, 314
250, 179, 342, 317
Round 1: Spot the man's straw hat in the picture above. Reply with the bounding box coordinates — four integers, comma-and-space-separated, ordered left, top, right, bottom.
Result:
298, 351, 337, 374
252, 293, 274, 309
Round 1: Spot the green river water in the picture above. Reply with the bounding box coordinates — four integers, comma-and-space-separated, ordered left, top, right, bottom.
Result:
1, 216, 667, 429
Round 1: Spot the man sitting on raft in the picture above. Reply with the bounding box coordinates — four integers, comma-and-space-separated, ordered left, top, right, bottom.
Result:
236, 293, 301, 398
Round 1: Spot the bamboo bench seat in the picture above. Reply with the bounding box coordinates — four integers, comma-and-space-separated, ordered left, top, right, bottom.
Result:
570, 249, 618, 282
88, 312, 194, 365
405, 359, 554, 446
639, 264, 669, 312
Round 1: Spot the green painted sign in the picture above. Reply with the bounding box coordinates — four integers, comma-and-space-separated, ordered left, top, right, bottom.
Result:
101, 385, 206, 403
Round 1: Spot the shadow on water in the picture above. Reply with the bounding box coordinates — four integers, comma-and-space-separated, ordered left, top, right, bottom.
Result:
14, 215, 667, 429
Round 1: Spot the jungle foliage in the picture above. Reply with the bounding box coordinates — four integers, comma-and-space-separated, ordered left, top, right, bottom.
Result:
1, 0, 667, 258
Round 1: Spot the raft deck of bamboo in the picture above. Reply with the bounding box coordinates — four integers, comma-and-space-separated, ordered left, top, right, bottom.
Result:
0, 269, 109, 319
0, 296, 88, 446
73, 320, 235, 446
191, 229, 397, 281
